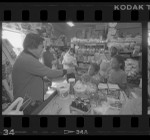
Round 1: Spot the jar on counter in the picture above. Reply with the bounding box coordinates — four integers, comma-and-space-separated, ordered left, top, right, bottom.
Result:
68, 78, 75, 96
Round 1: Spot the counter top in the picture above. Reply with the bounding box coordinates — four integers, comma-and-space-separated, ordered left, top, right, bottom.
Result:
36, 88, 142, 115
33, 78, 142, 115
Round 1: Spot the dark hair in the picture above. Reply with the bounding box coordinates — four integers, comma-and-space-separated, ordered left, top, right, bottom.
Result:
91, 63, 100, 73
69, 48, 75, 54
111, 47, 118, 57
113, 55, 125, 70
23, 33, 44, 51
46, 46, 51, 51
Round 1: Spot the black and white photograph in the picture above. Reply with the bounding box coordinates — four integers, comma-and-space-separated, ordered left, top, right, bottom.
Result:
2, 22, 142, 115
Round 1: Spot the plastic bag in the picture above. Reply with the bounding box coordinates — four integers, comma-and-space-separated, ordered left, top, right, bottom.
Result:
2, 97, 24, 115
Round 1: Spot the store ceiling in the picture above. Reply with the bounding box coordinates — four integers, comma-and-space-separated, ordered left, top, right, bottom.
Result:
52, 23, 141, 34
2, 22, 141, 31
53, 22, 141, 29
2, 22, 142, 40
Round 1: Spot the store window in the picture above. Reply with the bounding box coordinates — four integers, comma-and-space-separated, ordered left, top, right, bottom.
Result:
2, 30, 25, 56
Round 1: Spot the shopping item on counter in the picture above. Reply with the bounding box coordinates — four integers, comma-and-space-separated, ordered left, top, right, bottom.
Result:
107, 90, 127, 110
86, 82, 98, 95
68, 78, 76, 95
107, 83, 120, 90
93, 102, 110, 115
109, 101, 123, 110
98, 83, 126, 110
107, 90, 120, 100
98, 83, 121, 99
56, 82, 70, 98
97, 91, 107, 104
98, 83, 108, 95
98, 83, 108, 89
70, 97, 91, 114
74, 80, 87, 94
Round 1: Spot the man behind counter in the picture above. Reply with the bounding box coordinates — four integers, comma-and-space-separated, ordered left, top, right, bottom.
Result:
12, 33, 73, 102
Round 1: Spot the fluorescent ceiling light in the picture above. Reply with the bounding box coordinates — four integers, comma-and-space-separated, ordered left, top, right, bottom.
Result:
67, 22, 75, 27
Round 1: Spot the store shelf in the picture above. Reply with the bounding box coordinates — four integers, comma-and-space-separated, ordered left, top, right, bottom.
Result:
108, 40, 141, 43
130, 55, 141, 59
119, 51, 133, 54
77, 61, 91, 64
77, 53, 95, 56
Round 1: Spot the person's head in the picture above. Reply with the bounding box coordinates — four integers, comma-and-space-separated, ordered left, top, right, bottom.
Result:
110, 47, 118, 57
68, 48, 75, 55
23, 33, 44, 58
88, 63, 100, 76
45, 46, 51, 51
111, 55, 125, 70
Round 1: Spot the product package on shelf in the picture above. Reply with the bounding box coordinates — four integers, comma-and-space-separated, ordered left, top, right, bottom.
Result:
108, 34, 142, 55
75, 42, 105, 64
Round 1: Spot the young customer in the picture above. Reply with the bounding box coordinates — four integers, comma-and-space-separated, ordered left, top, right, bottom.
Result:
81, 63, 101, 85
62, 48, 77, 81
108, 55, 127, 90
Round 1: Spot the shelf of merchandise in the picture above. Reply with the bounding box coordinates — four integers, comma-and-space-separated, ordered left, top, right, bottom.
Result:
75, 43, 106, 67
108, 38, 142, 43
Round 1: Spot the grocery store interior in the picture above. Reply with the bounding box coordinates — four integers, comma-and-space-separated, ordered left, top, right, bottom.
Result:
2, 22, 142, 115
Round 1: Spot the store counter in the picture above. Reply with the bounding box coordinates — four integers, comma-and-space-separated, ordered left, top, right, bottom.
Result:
32, 81, 142, 115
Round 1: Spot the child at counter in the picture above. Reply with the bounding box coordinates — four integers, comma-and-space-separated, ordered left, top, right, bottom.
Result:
108, 55, 127, 91
81, 63, 102, 85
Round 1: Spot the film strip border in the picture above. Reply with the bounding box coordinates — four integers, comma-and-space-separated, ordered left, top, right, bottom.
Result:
0, 116, 150, 135
0, 3, 150, 21
0, 2, 150, 135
